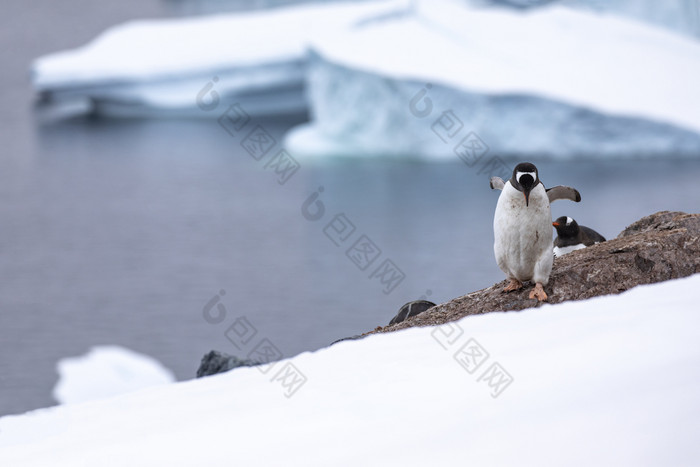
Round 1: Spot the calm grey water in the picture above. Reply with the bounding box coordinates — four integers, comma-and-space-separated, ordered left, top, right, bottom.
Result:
1, 1, 700, 417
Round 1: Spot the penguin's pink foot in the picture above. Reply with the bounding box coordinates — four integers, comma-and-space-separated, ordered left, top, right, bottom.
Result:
502, 279, 524, 293
529, 282, 548, 301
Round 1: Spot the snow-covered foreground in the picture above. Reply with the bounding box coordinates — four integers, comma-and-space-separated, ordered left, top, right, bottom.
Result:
2, 275, 699, 466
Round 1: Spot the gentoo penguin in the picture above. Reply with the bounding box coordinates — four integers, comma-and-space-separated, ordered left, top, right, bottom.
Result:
552, 216, 606, 257
491, 162, 580, 301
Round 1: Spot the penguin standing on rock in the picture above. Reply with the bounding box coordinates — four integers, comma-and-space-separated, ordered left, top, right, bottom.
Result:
490, 162, 581, 301
552, 216, 606, 257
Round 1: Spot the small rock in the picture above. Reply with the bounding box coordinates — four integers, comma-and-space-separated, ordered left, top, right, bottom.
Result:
389, 300, 437, 325
196, 350, 258, 378
330, 334, 366, 346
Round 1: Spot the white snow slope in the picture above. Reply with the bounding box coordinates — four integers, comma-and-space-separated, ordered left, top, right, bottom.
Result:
1, 274, 699, 466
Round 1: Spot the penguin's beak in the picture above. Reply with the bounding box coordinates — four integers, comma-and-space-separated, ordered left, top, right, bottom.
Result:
523, 191, 530, 207
552, 222, 560, 227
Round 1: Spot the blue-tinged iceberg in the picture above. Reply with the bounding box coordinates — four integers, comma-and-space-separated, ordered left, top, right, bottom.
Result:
31, 1, 409, 117
286, 0, 700, 159
32, 0, 700, 158
464, 0, 700, 39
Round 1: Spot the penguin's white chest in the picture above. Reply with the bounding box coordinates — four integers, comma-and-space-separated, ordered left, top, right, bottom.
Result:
553, 244, 586, 257
493, 183, 553, 282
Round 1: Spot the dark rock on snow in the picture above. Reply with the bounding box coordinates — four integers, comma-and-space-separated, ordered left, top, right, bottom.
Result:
331, 299, 437, 346
330, 334, 366, 346
197, 350, 259, 378
389, 300, 437, 325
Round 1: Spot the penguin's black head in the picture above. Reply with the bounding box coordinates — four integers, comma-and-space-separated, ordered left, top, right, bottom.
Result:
552, 216, 580, 238
510, 162, 540, 206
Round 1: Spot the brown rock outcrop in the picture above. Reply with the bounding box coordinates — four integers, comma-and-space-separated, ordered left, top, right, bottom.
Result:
374, 211, 700, 334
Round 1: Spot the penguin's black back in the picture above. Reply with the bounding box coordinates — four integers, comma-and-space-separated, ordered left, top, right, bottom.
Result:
580, 226, 606, 245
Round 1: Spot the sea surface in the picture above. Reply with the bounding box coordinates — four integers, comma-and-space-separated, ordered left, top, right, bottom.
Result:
2, 0, 700, 416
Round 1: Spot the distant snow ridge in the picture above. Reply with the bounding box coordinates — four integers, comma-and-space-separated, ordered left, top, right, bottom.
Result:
286, 1, 700, 159
53, 346, 175, 405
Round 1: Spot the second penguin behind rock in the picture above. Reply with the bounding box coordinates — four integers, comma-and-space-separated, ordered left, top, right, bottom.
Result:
552, 216, 606, 257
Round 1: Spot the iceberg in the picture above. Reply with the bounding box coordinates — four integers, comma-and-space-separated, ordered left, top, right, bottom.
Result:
32, 0, 409, 117
32, 0, 700, 158
1, 274, 699, 465
480, 0, 700, 39
52, 346, 175, 405
286, 1, 700, 159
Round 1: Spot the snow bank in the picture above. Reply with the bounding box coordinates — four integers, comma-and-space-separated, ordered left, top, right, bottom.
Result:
286, 1, 700, 158
32, 1, 408, 117
2, 275, 699, 466
52, 346, 175, 405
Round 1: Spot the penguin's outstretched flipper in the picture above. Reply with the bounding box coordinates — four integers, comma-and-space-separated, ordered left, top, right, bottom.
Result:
490, 177, 505, 190
546, 185, 581, 203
